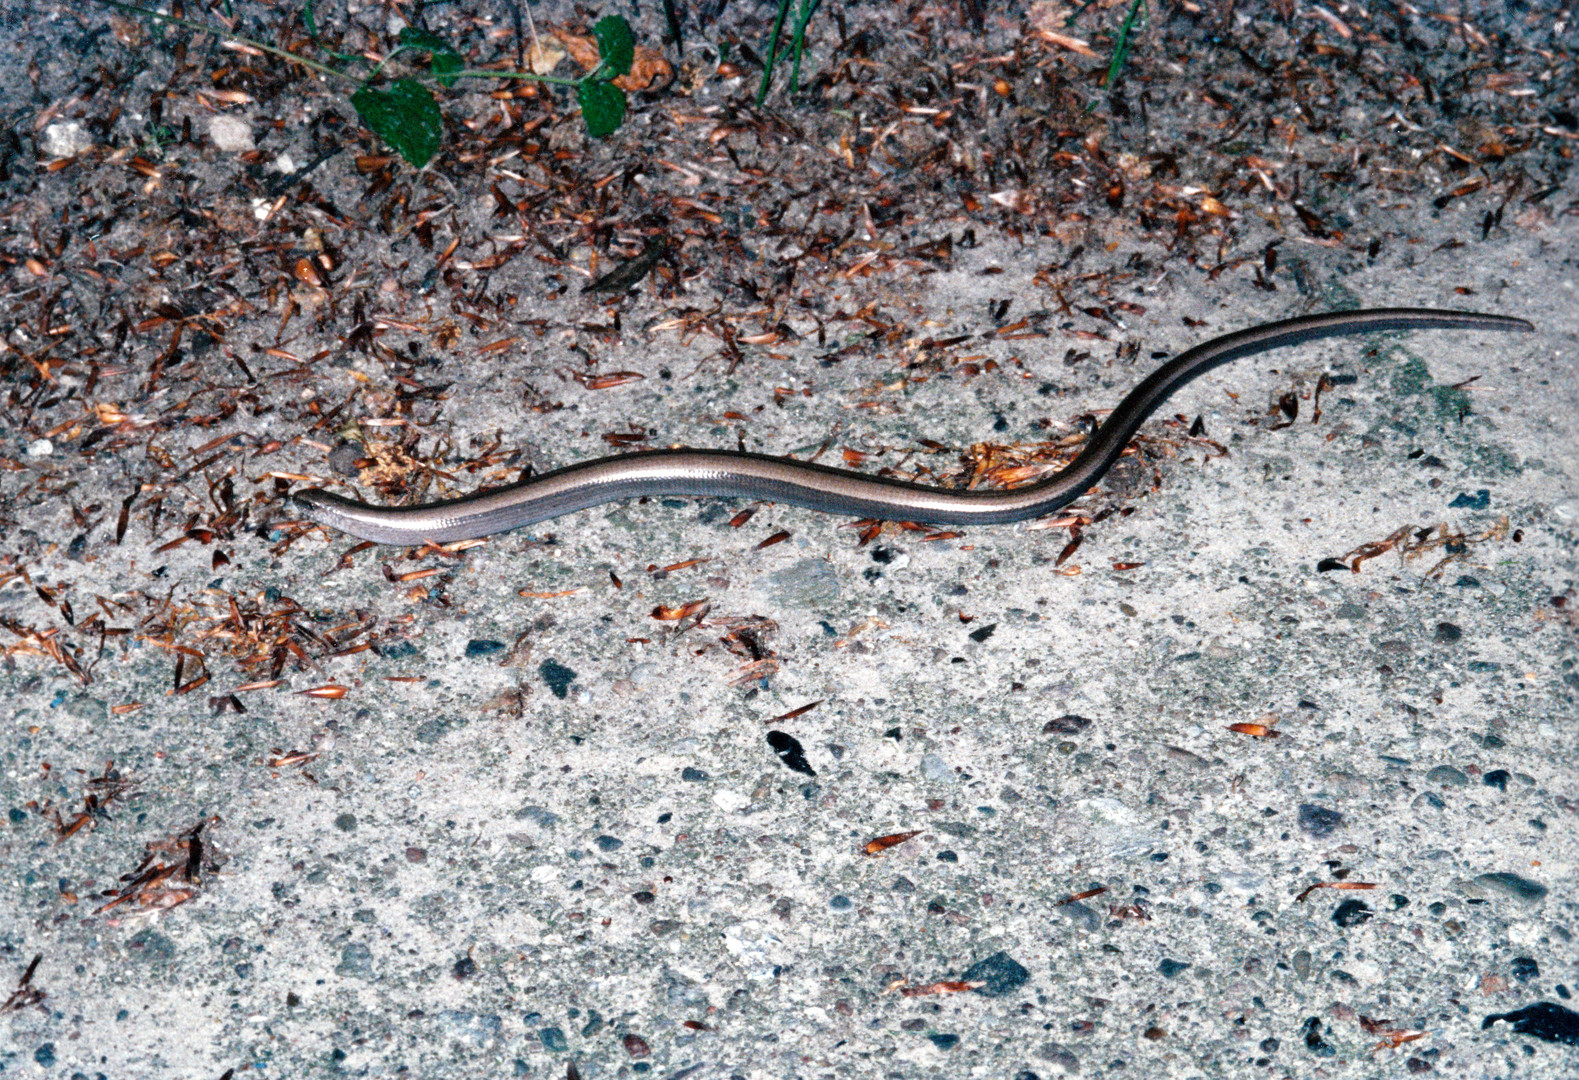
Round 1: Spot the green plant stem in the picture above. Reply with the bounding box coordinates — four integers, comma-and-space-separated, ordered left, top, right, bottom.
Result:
1103, 0, 1146, 89
788, 0, 821, 94
756, 0, 792, 104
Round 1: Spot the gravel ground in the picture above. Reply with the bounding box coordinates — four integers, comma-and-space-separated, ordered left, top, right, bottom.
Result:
0, 1, 1576, 1077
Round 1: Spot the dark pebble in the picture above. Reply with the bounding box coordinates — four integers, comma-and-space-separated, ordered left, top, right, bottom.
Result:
538, 659, 577, 699
766, 730, 815, 776
516, 805, 559, 828
336, 943, 374, 979
1316, 557, 1348, 573
1158, 958, 1189, 978
34, 1044, 54, 1067
1432, 622, 1462, 643
328, 443, 362, 475
1297, 804, 1344, 838
928, 1033, 960, 1050
1301, 1016, 1335, 1056
680, 766, 709, 782
1483, 769, 1510, 792
1448, 489, 1490, 509
452, 956, 476, 979
1043, 714, 1092, 734
1406, 1056, 1433, 1073
538, 1027, 568, 1052
127, 929, 177, 961
968, 623, 996, 643
631, 891, 655, 905
335, 812, 357, 832
1332, 899, 1372, 927
622, 1033, 651, 1057
1511, 957, 1540, 983
595, 835, 623, 852
962, 951, 1031, 997
464, 639, 505, 657
1482, 1001, 1579, 1046
1465, 871, 1548, 906
414, 718, 452, 744
1425, 765, 1468, 787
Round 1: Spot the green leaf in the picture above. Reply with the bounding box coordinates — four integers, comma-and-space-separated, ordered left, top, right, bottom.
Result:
577, 79, 627, 138
397, 27, 464, 87
350, 78, 443, 167
591, 15, 635, 79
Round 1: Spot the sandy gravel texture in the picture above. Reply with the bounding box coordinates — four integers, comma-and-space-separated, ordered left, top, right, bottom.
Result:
0, 1, 1576, 1077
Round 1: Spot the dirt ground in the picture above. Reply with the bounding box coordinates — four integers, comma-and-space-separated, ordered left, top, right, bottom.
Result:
1, 1, 1576, 1077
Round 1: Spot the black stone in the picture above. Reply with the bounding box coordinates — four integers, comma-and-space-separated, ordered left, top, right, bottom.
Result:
1297, 803, 1344, 838
766, 730, 815, 776
1482, 1001, 1579, 1046
539, 659, 577, 699
1043, 714, 1092, 734
1333, 899, 1372, 927
962, 951, 1031, 997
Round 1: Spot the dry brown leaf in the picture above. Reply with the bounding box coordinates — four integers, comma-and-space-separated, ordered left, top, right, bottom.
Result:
554, 31, 674, 92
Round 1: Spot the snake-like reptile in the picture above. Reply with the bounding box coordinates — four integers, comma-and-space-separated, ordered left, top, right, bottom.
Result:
294, 308, 1533, 544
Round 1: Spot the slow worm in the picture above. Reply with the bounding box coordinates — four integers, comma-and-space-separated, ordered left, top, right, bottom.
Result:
293, 308, 1533, 545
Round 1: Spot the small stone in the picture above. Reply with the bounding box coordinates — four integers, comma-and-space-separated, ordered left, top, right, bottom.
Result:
1302, 1016, 1336, 1056
681, 766, 709, 782
1043, 714, 1092, 734
595, 835, 623, 852
1037, 1042, 1080, 1071
334, 812, 357, 832
1332, 899, 1372, 927
517, 805, 559, 828
1432, 622, 1462, 643
1297, 804, 1344, 838
539, 660, 577, 699
328, 443, 362, 475
538, 1027, 569, 1052
209, 115, 255, 152
622, 1033, 651, 1057
1511, 957, 1540, 983
436, 1010, 500, 1047
766, 730, 815, 776
1483, 1001, 1579, 1046
1425, 765, 1468, 787
962, 951, 1031, 997
127, 929, 177, 961
928, 1033, 960, 1049
336, 943, 374, 979
1483, 769, 1511, 792
1459, 871, 1548, 907
1158, 958, 1189, 978
34, 1044, 55, 1067
464, 639, 506, 657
